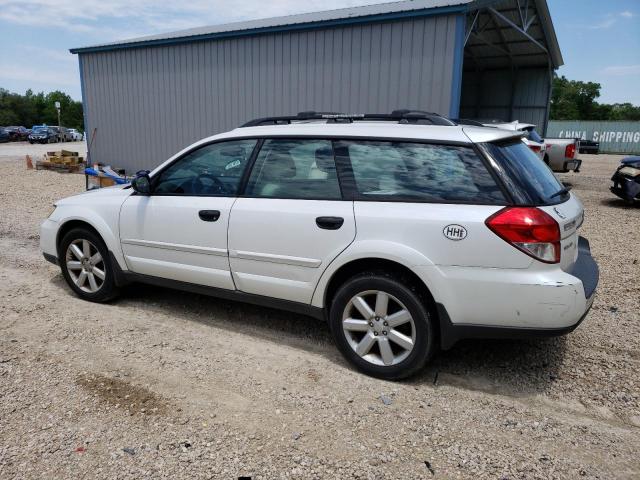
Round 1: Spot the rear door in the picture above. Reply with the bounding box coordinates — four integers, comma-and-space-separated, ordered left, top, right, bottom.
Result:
228, 138, 355, 303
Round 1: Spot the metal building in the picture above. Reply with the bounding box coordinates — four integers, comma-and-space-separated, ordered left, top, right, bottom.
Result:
71, 0, 563, 172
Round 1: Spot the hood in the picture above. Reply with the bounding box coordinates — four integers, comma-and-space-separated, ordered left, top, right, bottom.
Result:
56, 184, 131, 205
621, 156, 640, 167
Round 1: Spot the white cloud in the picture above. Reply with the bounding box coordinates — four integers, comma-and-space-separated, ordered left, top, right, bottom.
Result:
602, 64, 640, 76
585, 10, 637, 29
0, 63, 78, 87
0, 0, 393, 42
587, 16, 616, 29
20, 46, 76, 64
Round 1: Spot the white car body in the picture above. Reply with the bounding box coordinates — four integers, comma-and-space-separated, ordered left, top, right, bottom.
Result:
67, 129, 83, 141
41, 116, 598, 377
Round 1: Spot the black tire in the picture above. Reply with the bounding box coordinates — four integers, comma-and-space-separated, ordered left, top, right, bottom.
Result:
329, 271, 435, 380
59, 227, 120, 303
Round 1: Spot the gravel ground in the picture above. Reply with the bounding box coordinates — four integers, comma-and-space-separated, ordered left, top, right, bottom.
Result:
0, 143, 639, 479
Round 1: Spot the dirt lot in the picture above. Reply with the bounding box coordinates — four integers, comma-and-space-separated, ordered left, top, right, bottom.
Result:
0, 143, 639, 479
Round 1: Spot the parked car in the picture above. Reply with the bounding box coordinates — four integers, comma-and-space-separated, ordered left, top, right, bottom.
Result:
0, 127, 10, 143
40, 110, 599, 380
49, 126, 73, 142
67, 128, 83, 141
5, 126, 29, 141
544, 137, 582, 172
579, 140, 600, 155
610, 156, 640, 204
28, 127, 58, 144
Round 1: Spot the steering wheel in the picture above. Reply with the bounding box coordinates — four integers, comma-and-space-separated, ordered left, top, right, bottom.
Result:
190, 173, 228, 195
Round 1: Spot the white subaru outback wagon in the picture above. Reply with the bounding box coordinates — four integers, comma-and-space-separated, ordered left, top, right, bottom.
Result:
41, 111, 599, 380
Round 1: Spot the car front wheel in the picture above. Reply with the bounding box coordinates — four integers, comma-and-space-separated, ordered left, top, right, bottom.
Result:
59, 228, 119, 302
329, 272, 435, 380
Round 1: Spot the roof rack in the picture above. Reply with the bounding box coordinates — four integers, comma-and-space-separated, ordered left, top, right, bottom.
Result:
240, 110, 456, 128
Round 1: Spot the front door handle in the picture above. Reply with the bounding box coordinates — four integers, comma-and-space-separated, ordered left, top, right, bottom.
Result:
316, 216, 344, 230
199, 210, 220, 222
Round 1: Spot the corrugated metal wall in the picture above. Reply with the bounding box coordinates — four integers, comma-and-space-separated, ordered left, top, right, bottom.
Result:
547, 121, 640, 154
459, 67, 551, 133
80, 14, 460, 171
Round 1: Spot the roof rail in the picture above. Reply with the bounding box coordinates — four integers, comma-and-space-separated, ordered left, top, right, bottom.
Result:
240, 110, 455, 127
240, 111, 360, 127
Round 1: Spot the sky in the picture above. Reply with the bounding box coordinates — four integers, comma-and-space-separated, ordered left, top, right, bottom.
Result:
0, 0, 638, 105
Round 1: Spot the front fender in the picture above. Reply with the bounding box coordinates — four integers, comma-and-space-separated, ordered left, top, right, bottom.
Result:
53, 206, 127, 270
310, 239, 434, 308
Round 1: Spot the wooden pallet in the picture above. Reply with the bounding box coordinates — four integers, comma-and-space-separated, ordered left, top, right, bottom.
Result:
35, 160, 86, 173
44, 150, 84, 166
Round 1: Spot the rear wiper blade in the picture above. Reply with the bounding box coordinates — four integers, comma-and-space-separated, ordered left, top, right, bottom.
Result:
549, 186, 571, 199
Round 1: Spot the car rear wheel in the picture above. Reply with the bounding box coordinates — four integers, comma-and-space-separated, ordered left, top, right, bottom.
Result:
329, 272, 435, 380
59, 228, 119, 302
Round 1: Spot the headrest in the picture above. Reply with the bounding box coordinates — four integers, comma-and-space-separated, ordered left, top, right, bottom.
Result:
263, 151, 296, 179
315, 146, 335, 174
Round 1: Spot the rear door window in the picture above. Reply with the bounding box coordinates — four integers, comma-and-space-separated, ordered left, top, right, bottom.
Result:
482, 140, 567, 204
245, 139, 342, 200
334, 140, 506, 204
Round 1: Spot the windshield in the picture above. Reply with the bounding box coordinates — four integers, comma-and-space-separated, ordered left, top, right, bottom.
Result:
482, 140, 567, 205
33, 128, 46, 133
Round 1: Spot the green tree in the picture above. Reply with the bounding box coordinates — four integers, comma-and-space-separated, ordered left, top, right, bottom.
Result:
550, 75, 640, 121
0, 87, 84, 131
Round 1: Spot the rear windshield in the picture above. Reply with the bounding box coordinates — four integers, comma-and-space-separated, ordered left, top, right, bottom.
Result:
483, 140, 567, 204
335, 140, 506, 204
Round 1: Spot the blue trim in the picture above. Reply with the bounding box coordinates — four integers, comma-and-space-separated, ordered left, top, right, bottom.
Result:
78, 55, 89, 137
70, 5, 468, 54
449, 13, 465, 118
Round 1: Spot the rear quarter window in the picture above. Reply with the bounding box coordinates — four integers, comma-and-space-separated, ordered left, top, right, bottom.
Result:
335, 140, 506, 204
482, 140, 566, 205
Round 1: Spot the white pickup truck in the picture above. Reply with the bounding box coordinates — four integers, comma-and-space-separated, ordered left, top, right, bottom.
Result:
476, 120, 581, 173
543, 137, 582, 173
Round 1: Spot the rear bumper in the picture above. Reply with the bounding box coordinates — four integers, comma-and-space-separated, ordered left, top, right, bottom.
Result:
424, 236, 599, 350
564, 158, 582, 172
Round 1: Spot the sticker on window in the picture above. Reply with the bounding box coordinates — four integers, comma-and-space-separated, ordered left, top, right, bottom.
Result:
225, 159, 241, 170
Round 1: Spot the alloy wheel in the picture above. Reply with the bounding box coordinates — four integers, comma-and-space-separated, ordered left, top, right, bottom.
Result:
342, 290, 416, 366
65, 239, 106, 293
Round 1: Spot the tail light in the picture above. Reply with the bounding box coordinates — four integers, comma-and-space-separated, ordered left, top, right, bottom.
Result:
565, 143, 576, 159
529, 145, 541, 153
485, 207, 560, 263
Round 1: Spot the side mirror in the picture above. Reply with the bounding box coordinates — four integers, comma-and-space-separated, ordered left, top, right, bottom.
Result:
131, 171, 151, 195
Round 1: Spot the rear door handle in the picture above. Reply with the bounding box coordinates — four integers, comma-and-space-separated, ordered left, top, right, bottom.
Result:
199, 210, 220, 222
316, 216, 344, 230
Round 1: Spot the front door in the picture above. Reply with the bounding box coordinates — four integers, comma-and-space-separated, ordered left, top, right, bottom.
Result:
228, 138, 356, 303
119, 139, 258, 289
